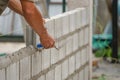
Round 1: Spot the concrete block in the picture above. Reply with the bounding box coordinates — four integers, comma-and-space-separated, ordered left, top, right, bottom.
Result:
55, 65, 62, 80
78, 30, 84, 47
73, 33, 79, 51
62, 59, 69, 80
0, 69, 5, 80
81, 49, 86, 65
84, 66, 89, 80
75, 51, 81, 70
7, 62, 19, 80
32, 51, 42, 76
69, 56, 75, 75
37, 75, 45, 80
69, 11, 76, 32
20, 57, 31, 80
68, 78, 73, 80
85, 27, 89, 45
45, 19, 55, 38
46, 69, 55, 80
66, 36, 73, 55
73, 73, 79, 80
78, 70, 84, 80
81, 49, 84, 65
62, 14, 70, 35
54, 15, 63, 39
86, 46, 89, 62
59, 40, 66, 60
51, 42, 59, 64
81, 8, 87, 27
42, 49, 51, 70
76, 10, 82, 29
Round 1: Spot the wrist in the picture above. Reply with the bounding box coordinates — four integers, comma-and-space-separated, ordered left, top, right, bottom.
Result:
38, 27, 48, 37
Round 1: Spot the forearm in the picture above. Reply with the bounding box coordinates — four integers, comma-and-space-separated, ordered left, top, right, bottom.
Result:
20, 0, 46, 36
8, 0, 23, 15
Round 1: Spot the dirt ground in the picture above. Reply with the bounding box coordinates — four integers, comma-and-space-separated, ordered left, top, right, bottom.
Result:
92, 59, 120, 80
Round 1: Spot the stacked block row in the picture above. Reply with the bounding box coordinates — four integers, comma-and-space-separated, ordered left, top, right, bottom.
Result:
0, 8, 91, 80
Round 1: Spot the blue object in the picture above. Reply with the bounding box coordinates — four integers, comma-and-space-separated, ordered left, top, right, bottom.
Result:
37, 44, 43, 48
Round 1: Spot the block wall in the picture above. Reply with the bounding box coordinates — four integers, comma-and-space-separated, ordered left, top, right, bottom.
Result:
0, 8, 91, 80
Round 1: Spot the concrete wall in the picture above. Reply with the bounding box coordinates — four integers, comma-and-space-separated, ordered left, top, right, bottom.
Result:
0, 8, 91, 80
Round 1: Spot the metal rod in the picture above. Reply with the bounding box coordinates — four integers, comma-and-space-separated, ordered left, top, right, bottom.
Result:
62, 0, 66, 12
112, 0, 118, 63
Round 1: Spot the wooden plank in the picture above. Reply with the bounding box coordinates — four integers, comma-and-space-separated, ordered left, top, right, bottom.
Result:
6, 62, 19, 80
32, 51, 42, 76
0, 69, 5, 80
42, 49, 51, 70
20, 57, 31, 80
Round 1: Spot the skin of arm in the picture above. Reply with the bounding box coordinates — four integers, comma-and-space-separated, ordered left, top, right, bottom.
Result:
8, 0, 55, 48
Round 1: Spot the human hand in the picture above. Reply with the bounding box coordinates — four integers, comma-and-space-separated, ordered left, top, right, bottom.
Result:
39, 31, 55, 49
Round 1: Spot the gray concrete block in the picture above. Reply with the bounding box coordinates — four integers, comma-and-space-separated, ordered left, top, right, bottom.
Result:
79, 30, 84, 47
20, 57, 31, 80
32, 51, 42, 76
59, 40, 66, 60
0, 69, 5, 80
76, 10, 82, 29
42, 49, 51, 70
62, 59, 69, 80
51, 47, 59, 64
54, 15, 63, 39
66, 36, 73, 55
45, 19, 55, 38
55, 65, 62, 80
62, 13, 70, 35
78, 70, 84, 80
69, 56, 75, 75
75, 51, 81, 70
7, 62, 19, 80
81, 8, 87, 26
73, 73, 79, 80
46, 69, 55, 80
73, 33, 79, 51
69, 11, 76, 32
37, 75, 45, 80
